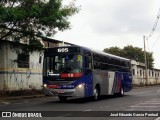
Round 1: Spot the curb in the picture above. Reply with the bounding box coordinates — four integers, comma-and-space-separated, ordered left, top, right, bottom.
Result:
0, 94, 45, 103
133, 85, 160, 89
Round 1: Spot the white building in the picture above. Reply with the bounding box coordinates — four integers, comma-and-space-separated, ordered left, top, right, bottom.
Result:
131, 60, 160, 86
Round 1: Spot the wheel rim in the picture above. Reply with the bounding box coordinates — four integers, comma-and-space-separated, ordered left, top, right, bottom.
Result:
94, 88, 98, 100
121, 87, 124, 95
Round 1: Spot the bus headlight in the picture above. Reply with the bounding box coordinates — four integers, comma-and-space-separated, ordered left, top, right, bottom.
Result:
44, 84, 47, 88
77, 83, 84, 89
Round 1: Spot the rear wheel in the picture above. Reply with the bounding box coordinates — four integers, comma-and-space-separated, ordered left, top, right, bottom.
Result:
118, 86, 124, 97
58, 96, 67, 102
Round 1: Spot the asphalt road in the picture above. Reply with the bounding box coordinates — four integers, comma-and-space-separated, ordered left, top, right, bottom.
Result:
0, 86, 160, 120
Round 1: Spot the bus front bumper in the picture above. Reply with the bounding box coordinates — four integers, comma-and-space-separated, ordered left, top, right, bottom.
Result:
43, 84, 85, 97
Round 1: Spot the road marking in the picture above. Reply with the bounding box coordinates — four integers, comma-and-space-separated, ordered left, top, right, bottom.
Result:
156, 90, 160, 93
139, 103, 160, 105
151, 99, 160, 100
145, 101, 160, 103
155, 117, 160, 120
1, 102, 10, 105
84, 109, 92, 111
130, 106, 157, 107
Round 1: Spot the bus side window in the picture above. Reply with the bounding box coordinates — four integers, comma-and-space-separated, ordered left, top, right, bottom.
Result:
85, 55, 92, 69
85, 51, 92, 75
85, 56, 92, 75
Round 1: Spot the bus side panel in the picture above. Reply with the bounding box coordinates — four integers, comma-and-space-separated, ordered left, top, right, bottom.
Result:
111, 72, 132, 94
123, 73, 132, 92
112, 72, 123, 94
108, 71, 115, 94
85, 72, 93, 97
92, 70, 108, 95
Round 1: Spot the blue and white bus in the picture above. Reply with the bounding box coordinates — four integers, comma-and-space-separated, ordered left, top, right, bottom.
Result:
43, 46, 132, 101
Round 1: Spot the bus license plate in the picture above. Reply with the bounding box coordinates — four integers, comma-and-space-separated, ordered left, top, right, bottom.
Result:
58, 90, 64, 93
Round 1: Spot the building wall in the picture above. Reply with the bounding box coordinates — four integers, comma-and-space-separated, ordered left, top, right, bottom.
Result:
0, 42, 43, 91
131, 60, 160, 86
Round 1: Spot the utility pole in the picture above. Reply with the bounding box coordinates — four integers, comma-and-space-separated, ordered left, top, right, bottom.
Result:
143, 36, 148, 85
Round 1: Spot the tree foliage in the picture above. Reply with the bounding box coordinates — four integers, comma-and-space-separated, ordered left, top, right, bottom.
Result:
103, 45, 154, 68
0, 0, 79, 51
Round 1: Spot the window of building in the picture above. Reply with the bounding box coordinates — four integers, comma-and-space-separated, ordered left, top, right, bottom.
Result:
152, 71, 154, 77
132, 69, 135, 75
17, 51, 29, 68
39, 56, 42, 64
140, 70, 142, 76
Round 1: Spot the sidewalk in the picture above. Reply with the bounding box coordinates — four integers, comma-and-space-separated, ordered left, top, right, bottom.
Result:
1, 94, 45, 100
0, 94, 47, 106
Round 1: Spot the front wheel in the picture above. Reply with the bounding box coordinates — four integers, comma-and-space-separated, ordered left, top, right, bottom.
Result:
93, 88, 99, 100
58, 96, 67, 102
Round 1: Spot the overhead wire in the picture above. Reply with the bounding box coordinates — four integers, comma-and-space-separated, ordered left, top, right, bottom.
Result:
150, 32, 160, 50
148, 8, 160, 38
146, 8, 160, 68
147, 8, 160, 50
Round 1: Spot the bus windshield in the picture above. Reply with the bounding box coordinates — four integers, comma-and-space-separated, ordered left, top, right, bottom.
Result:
43, 54, 83, 78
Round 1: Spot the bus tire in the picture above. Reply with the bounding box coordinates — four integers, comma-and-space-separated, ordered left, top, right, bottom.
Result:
118, 86, 124, 97
58, 96, 67, 102
93, 87, 99, 100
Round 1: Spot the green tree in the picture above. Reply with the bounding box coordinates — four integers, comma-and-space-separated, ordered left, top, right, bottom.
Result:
103, 45, 154, 68
0, 0, 79, 50
122, 45, 144, 62
103, 46, 123, 57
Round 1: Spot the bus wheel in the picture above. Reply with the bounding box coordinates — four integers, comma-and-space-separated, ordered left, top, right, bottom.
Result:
118, 86, 124, 97
58, 96, 67, 102
93, 88, 99, 100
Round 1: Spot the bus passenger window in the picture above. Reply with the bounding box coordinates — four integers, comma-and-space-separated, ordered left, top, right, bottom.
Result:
85, 56, 92, 69
85, 56, 92, 75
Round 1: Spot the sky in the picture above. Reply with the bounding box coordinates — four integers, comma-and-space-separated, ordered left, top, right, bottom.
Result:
54, 0, 160, 69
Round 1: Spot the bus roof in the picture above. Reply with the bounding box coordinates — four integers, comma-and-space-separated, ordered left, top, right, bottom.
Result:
46, 45, 130, 62
82, 46, 130, 62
